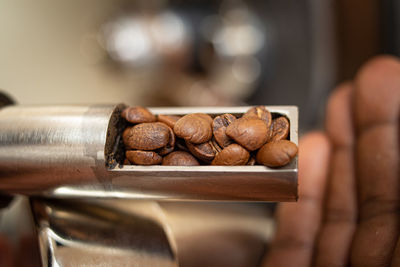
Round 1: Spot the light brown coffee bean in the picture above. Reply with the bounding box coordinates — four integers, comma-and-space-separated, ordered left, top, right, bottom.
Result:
123, 122, 170, 150
157, 114, 181, 129
186, 140, 217, 162
243, 106, 272, 127
122, 106, 156, 124
157, 125, 175, 156
162, 151, 200, 166
126, 150, 162, 165
226, 117, 270, 151
196, 113, 213, 124
211, 144, 250, 166
174, 113, 212, 144
269, 116, 290, 142
213, 114, 236, 148
256, 140, 298, 167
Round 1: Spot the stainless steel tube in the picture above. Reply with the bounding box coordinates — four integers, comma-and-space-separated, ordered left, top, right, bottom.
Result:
0, 104, 298, 201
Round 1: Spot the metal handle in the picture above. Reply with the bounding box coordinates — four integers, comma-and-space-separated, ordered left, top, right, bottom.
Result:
0, 104, 298, 201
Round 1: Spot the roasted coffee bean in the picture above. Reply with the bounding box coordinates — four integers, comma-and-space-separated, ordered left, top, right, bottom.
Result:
186, 140, 217, 162
196, 113, 213, 124
162, 151, 200, 166
269, 116, 290, 142
226, 117, 270, 151
157, 125, 175, 156
122, 106, 156, 124
123, 122, 170, 150
213, 114, 236, 148
123, 158, 131, 165
157, 114, 181, 129
243, 106, 272, 127
256, 140, 298, 167
126, 150, 162, 165
174, 113, 213, 144
211, 144, 250, 166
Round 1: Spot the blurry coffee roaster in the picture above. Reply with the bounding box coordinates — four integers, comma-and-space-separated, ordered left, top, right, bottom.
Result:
98, 0, 336, 134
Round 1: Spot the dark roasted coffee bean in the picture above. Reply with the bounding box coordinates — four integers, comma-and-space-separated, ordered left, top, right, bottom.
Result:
213, 114, 236, 148
157, 125, 175, 156
123, 122, 170, 150
186, 140, 216, 162
243, 106, 272, 127
211, 144, 249, 166
174, 113, 212, 144
226, 117, 269, 151
256, 140, 298, 167
269, 116, 290, 142
122, 106, 156, 124
157, 114, 181, 129
162, 151, 200, 166
126, 150, 162, 165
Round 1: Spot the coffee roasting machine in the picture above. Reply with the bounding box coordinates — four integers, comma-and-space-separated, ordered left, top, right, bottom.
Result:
0, 94, 297, 266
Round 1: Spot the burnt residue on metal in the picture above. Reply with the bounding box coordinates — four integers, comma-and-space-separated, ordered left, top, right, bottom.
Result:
105, 103, 127, 169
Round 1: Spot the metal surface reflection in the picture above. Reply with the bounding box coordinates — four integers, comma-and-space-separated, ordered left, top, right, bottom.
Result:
31, 198, 273, 267
32, 198, 178, 267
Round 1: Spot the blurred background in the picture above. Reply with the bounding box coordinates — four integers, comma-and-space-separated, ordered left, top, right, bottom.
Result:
0, 0, 399, 266
2, 0, 398, 133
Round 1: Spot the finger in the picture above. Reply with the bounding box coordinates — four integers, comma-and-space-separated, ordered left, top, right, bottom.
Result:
262, 132, 331, 267
314, 83, 358, 267
351, 55, 400, 267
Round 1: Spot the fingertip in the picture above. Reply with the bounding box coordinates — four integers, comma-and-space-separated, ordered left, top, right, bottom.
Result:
299, 131, 331, 198
299, 131, 331, 167
325, 82, 354, 147
354, 55, 400, 129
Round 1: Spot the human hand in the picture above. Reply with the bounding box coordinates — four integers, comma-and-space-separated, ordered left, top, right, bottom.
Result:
262, 56, 400, 267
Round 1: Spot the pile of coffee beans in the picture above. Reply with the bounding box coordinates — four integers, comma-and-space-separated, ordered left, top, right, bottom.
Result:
121, 106, 298, 167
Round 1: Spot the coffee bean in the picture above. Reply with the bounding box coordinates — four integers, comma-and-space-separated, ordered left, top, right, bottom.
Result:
256, 140, 298, 167
186, 140, 218, 162
211, 144, 250, 166
123, 158, 131, 165
243, 106, 272, 127
123, 122, 170, 150
196, 113, 213, 124
157, 114, 181, 129
122, 106, 156, 124
226, 117, 270, 151
213, 114, 236, 148
269, 116, 289, 142
162, 151, 200, 166
157, 125, 175, 156
126, 150, 162, 165
174, 113, 212, 144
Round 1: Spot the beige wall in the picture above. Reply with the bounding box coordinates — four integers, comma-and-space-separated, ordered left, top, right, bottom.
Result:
0, 0, 150, 105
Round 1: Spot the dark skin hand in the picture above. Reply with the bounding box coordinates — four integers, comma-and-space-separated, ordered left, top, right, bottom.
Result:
263, 55, 400, 267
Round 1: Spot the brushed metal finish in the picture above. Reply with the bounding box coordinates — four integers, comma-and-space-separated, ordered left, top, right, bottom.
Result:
31, 198, 178, 267
0, 105, 298, 201
0, 105, 121, 194
31, 198, 272, 267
